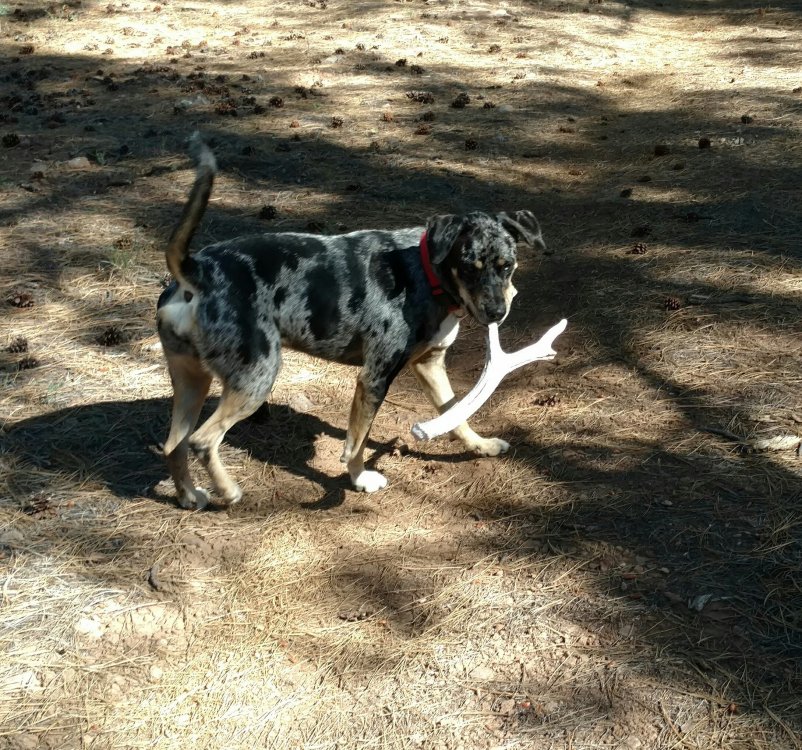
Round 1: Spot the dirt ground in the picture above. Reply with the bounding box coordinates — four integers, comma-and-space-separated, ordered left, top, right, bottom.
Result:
1, 0, 802, 748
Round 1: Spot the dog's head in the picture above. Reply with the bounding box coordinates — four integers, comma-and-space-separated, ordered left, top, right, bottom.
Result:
426, 210, 547, 325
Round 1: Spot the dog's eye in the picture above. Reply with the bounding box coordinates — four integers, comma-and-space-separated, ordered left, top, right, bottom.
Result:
499, 262, 513, 274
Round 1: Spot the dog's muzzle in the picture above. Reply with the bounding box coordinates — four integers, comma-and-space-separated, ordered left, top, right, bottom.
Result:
481, 301, 507, 324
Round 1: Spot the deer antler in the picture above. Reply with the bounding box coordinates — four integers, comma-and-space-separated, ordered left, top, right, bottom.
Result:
411, 319, 567, 441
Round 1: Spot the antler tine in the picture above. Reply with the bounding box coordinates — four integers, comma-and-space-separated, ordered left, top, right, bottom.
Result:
411, 319, 567, 441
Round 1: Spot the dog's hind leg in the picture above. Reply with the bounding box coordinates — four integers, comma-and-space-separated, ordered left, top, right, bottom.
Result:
411, 347, 509, 457
188, 358, 279, 505
163, 351, 213, 509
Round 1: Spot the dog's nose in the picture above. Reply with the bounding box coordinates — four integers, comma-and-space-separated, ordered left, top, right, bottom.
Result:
483, 303, 506, 323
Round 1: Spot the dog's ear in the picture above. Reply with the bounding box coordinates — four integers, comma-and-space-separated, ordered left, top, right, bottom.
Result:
426, 214, 470, 264
498, 211, 550, 254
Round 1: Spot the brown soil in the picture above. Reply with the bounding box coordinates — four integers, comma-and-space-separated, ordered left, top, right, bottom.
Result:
1, 1, 801, 748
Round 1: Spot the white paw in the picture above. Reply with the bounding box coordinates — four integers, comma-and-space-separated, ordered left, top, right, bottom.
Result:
352, 470, 388, 493
470, 437, 510, 457
178, 487, 210, 510
219, 485, 243, 506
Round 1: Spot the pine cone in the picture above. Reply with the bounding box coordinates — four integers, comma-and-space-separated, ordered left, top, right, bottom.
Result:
6, 336, 28, 353
664, 296, 682, 311
17, 355, 40, 370
8, 291, 34, 308
534, 394, 561, 407
23, 495, 55, 518
113, 235, 133, 250
628, 243, 647, 255
406, 91, 434, 104
98, 325, 126, 346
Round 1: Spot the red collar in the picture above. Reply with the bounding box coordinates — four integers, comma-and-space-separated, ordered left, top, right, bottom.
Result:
420, 232, 461, 312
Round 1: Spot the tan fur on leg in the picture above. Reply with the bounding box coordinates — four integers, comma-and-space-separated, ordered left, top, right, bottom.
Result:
163, 352, 213, 509
411, 347, 509, 457
189, 386, 267, 505
341, 380, 387, 492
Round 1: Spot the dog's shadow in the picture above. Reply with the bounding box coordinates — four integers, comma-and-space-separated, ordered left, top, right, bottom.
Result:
3, 398, 472, 511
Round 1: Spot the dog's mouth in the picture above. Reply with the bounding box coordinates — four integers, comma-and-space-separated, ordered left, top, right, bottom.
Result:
468, 300, 509, 326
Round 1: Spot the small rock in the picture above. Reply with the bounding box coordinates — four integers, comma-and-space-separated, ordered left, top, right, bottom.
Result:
65, 156, 92, 170
174, 93, 210, 112
469, 666, 495, 681
75, 617, 104, 639
149, 665, 164, 682
689, 593, 714, 611
288, 392, 315, 413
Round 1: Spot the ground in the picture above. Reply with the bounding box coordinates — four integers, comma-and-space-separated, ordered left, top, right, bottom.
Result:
1, 0, 801, 748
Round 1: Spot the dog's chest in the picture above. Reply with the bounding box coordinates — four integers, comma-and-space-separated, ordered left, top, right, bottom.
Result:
426, 313, 461, 350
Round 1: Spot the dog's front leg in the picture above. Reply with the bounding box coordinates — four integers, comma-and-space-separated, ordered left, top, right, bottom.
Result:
411, 347, 509, 456
341, 376, 391, 492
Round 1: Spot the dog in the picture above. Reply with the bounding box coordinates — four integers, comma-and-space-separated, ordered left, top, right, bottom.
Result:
157, 135, 547, 509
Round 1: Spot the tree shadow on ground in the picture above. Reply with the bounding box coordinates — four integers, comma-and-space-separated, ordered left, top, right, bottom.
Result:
1, 396, 493, 503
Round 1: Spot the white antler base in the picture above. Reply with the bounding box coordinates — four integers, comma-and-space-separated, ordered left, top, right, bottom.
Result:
411, 319, 567, 441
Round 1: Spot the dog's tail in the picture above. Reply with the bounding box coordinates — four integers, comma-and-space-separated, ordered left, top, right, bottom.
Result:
166, 132, 217, 285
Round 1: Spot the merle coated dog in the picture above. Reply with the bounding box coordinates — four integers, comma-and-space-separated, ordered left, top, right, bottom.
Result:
157, 135, 547, 509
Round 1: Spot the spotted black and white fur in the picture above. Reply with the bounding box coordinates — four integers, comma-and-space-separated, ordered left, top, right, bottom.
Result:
157, 134, 547, 509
